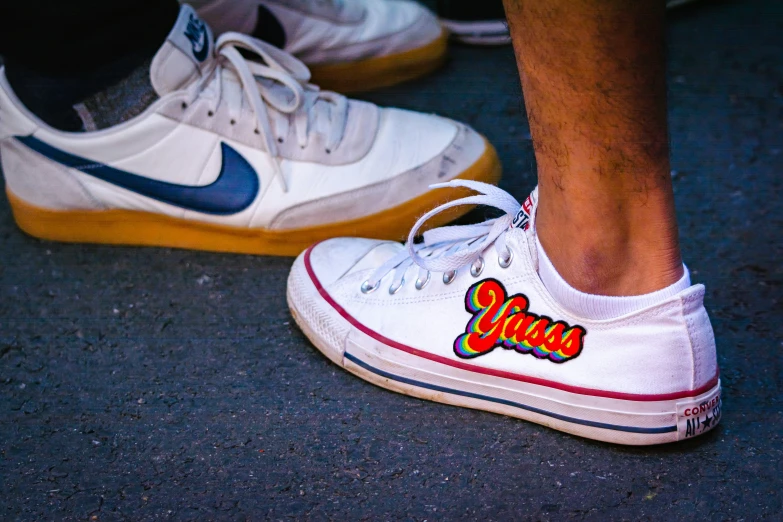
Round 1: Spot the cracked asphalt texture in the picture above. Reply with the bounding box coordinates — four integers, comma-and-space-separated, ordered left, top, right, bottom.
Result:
1, 0, 782, 520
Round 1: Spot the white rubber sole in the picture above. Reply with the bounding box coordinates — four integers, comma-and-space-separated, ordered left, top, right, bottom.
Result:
288, 247, 722, 446
441, 19, 511, 46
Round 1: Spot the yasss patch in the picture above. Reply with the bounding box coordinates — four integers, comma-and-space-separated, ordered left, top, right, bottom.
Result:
454, 279, 586, 363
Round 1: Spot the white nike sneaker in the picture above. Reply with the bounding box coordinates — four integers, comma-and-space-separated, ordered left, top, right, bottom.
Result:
189, 0, 448, 92
0, 6, 499, 256
287, 181, 722, 445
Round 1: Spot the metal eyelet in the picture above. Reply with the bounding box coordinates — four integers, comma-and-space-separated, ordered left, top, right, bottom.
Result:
360, 280, 379, 294
498, 248, 514, 268
389, 277, 405, 295
470, 257, 485, 278
414, 272, 431, 290
442, 270, 457, 285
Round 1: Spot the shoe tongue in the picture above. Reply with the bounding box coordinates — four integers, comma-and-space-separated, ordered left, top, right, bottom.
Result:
510, 186, 539, 232
149, 5, 215, 96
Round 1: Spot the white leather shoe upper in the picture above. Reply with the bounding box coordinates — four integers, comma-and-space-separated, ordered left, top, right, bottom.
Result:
265, 0, 442, 64
192, 0, 443, 65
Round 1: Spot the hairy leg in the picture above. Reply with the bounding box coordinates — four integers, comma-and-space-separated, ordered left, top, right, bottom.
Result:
503, 0, 682, 295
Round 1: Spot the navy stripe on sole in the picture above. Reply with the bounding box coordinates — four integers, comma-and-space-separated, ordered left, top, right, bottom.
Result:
345, 352, 677, 435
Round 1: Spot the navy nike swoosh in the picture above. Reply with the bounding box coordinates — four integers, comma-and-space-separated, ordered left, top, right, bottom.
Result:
17, 136, 259, 215
192, 31, 209, 62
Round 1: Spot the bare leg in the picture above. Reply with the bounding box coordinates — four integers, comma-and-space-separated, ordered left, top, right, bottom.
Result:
503, 0, 683, 295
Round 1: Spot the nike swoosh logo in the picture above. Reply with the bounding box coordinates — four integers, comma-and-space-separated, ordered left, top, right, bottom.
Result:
17, 136, 259, 215
192, 30, 208, 62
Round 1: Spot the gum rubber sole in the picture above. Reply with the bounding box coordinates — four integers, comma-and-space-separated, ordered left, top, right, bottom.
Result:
287, 247, 723, 446
308, 29, 449, 93
7, 140, 501, 257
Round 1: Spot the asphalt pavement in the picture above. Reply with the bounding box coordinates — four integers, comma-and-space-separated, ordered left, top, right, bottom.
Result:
1, 0, 782, 520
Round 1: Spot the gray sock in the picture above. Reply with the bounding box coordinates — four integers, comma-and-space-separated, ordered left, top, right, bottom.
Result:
73, 58, 158, 131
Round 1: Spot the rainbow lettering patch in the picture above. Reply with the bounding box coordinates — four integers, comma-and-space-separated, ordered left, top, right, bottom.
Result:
454, 279, 586, 363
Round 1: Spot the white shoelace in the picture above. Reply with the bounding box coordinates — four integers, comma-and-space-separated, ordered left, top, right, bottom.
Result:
363, 180, 524, 294
184, 33, 348, 192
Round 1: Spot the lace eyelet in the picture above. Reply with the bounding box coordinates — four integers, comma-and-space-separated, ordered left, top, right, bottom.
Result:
388, 277, 405, 295
414, 272, 431, 290
442, 270, 457, 285
181, 102, 188, 110
498, 248, 514, 268
277, 137, 284, 143
470, 257, 485, 278
254, 129, 260, 135
325, 149, 331, 154
361, 280, 379, 294
207, 111, 214, 117
230, 119, 236, 125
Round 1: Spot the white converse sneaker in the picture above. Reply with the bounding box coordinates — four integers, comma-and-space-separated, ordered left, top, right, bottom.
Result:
0, 6, 499, 256
287, 181, 722, 445
190, 0, 447, 92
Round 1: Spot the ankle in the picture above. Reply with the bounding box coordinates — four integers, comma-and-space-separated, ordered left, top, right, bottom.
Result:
534, 179, 684, 296
538, 234, 683, 296
536, 221, 683, 297
536, 238, 691, 319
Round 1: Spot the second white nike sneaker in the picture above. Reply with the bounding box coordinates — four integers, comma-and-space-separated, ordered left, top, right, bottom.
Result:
190, 0, 448, 92
0, 6, 500, 256
288, 181, 722, 445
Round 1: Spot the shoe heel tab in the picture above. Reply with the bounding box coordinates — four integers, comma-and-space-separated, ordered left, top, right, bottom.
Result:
679, 283, 718, 389
679, 283, 706, 311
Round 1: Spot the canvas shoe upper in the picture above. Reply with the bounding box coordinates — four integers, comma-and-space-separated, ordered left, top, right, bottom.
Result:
287, 181, 722, 445
0, 5, 500, 256
189, 0, 448, 92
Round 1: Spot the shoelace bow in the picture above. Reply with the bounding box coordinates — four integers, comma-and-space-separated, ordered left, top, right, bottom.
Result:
363, 180, 524, 294
185, 33, 348, 192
